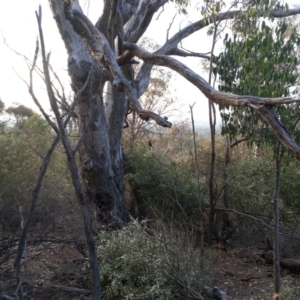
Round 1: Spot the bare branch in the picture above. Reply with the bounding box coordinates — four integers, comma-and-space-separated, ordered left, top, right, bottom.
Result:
124, 0, 168, 43
166, 13, 177, 41
64, 4, 172, 128
169, 47, 212, 60
29, 39, 59, 133
230, 138, 248, 148
159, 7, 300, 55
48, 65, 72, 115
35, 6, 101, 299
124, 42, 300, 160
52, 285, 91, 295
135, 5, 300, 97
156, 4, 165, 20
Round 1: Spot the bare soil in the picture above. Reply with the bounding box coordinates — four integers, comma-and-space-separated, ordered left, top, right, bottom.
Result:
1, 239, 300, 299
0, 242, 92, 300
212, 246, 300, 299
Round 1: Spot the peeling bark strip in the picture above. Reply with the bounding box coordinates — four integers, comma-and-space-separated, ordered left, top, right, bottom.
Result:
122, 43, 300, 161
64, 0, 172, 128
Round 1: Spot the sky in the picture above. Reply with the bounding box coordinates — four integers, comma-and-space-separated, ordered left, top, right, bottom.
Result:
0, 0, 299, 128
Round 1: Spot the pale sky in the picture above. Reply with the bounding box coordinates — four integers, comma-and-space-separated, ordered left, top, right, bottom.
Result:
0, 1, 298, 128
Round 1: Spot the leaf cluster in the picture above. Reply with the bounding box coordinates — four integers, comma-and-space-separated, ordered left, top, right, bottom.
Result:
96, 219, 210, 299
170, 0, 189, 14
215, 16, 300, 144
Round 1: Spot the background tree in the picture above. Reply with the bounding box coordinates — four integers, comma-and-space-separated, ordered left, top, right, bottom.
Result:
6, 104, 34, 129
215, 9, 300, 299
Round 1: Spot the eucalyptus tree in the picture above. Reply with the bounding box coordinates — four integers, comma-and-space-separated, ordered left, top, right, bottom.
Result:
215, 11, 300, 300
6, 105, 34, 129
45, 0, 300, 230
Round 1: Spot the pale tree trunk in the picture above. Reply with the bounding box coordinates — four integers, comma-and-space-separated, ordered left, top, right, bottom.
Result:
49, 0, 131, 225
75, 79, 127, 225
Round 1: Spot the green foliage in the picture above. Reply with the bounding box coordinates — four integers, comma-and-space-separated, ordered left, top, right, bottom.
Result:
96, 220, 211, 300
0, 113, 73, 233
216, 16, 300, 143
24, 113, 50, 134
232, 0, 287, 34
6, 104, 35, 129
227, 154, 275, 215
200, 0, 226, 17
170, 0, 189, 14
125, 141, 201, 224
219, 143, 300, 220
6, 104, 34, 118
217, 21, 300, 98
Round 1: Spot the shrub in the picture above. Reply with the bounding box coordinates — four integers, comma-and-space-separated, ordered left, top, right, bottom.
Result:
96, 220, 212, 300
226, 155, 275, 216
125, 142, 202, 225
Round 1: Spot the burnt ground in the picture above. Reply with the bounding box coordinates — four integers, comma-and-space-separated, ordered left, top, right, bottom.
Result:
1, 239, 300, 299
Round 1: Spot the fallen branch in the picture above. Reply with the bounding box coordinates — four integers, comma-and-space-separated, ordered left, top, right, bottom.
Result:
240, 276, 261, 282
262, 250, 300, 273
52, 285, 91, 295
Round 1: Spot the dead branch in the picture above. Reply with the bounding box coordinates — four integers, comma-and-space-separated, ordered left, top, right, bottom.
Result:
159, 7, 300, 55
166, 13, 177, 41
52, 285, 91, 295
35, 6, 101, 300
14, 34, 61, 300
123, 42, 300, 160
169, 48, 212, 60
135, 5, 300, 98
